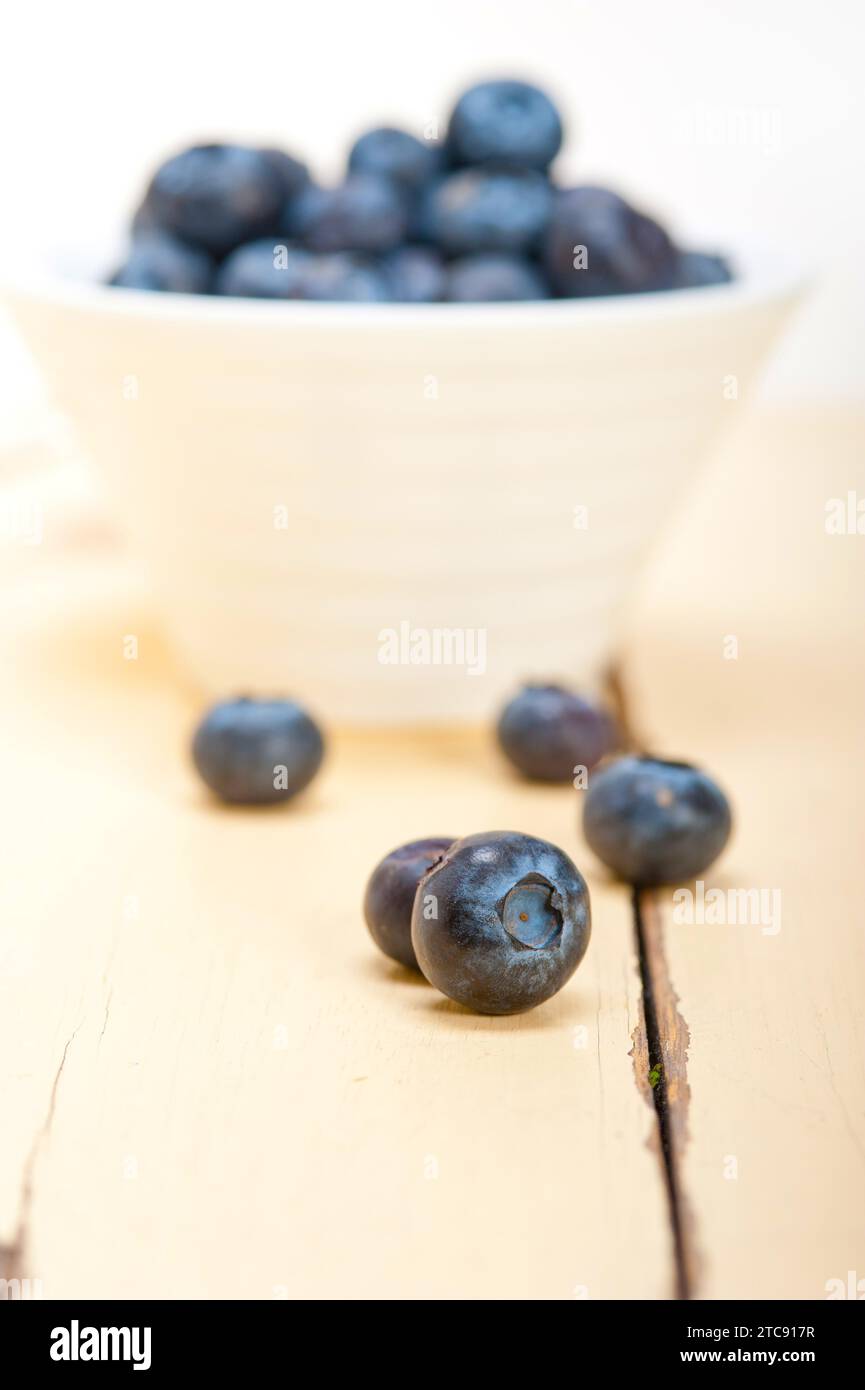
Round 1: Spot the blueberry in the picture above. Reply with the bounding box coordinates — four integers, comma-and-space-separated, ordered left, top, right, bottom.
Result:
411, 831, 591, 1014
380, 246, 446, 302
348, 126, 442, 193
216, 243, 390, 300
299, 253, 392, 302
583, 755, 732, 885
292, 174, 408, 254
364, 837, 455, 971
258, 147, 310, 203
406, 176, 443, 244
130, 200, 160, 237
673, 249, 733, 288
191, 697, 325, 805
447, 79, 563, 171
545, 186, 678, 297
497, 684, 618, 782
425, 169, 552, 255
144, 144, 286, 257
444, 253, 549, 302
109, 233, 214, 293
215, 241, 312, 298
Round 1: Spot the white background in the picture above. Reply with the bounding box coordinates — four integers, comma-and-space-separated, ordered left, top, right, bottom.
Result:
1, 0, 863, 399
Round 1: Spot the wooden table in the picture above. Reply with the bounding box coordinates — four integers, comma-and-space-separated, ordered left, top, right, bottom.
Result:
1, 407, 863, 1300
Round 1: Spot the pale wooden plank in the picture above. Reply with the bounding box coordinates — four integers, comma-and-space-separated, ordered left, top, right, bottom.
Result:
0, 532, 671, 1298
12, 407, 857, 1300
626, 408, 865, 1298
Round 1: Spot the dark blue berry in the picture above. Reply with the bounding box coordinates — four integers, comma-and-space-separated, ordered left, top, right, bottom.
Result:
348, 126, 442, 193
216, 242, 390, 300
380, 246, 446, 302
447, 79, 563, 171
144, 144, 286, 256
191, 697, 325, 805
497, 684, 618, 782
583, 756, 732, 885
215, 241, 312, 298
545, 186, 678, 297
411, 831, 591, 1014
109, 233, 213, 293
130, 200, 159, 237
407, 174, 443, 244
293, 174, 408, 254
258, 147, 310, 203
444, 253, 548, 302
426, 169, 552, 255
673, 250, 733, 288
364, 837, 455, 971
301, 252, 389, 301
299, 253, 392, 301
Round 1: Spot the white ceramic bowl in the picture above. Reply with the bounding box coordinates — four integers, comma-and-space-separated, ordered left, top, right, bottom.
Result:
3, 250, 805, 723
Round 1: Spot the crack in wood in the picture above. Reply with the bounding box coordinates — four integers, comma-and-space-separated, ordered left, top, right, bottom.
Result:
604, 660, 699, 1299
0, 1024, 80, 1284
632, 888, 700, 1299
97, 990, 113, 1048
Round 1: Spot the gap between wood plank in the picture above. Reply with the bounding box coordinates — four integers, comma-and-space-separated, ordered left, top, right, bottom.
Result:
604, 661, 699, 1299
632, 889, 699, 1299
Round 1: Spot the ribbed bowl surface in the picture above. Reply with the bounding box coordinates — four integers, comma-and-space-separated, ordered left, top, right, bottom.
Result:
4, 254, 804, 721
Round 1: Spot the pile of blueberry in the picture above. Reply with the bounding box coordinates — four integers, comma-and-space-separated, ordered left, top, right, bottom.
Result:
110, 78, 731, 303
366, 831, 591, 1014
191, 686, 731, 1015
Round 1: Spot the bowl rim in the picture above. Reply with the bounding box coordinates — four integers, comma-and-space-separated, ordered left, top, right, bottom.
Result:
1, 242, 811, 329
